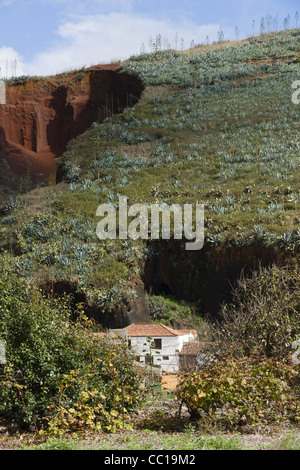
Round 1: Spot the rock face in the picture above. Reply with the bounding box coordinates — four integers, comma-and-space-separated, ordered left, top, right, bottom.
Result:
42, 278, 151, 330
86, 281, 152, 329
0, 64, 143, 197
142, 240, 298, 317
71, 240, 297, 329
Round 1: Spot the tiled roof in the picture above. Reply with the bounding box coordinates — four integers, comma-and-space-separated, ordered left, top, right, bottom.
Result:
124, 323, 196, 337
179, 341, 212, 355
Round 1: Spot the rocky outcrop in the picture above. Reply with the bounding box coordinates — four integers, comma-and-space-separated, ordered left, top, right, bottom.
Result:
142, 240, 298, 317
41, 278, 151, 330
85, 281, 152, 329
36, 238, 299, 328
0, 64, 143, 197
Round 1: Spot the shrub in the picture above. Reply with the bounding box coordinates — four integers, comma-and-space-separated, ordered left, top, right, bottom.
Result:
59, 162, 81, 183
211, 264, 300, 359
43, 346, 144, 436
0, 254, 144, 432
177, 356, 300, 430
147, 294, 204, 332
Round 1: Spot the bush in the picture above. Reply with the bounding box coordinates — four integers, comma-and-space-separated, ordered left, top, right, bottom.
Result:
0, 254, 144, 433
177, 264, 300, 432
177, 356, 300, 430
211, 264, 300, 359
147, 294, 202, 329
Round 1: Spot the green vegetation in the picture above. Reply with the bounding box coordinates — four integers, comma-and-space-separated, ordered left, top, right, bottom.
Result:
177, 265, 300, 432
16, 426, 300, 450
56, 29, 300, 248
177, 357, 300, 430
147, 295, 205, 332
122, 29, 299, 88
21, 437, 79, 450
20, 432, 245, 450
212, 264, 300, 358
0, 27, 300, 444
0, 254, 145, 433
1, 28, 299, 316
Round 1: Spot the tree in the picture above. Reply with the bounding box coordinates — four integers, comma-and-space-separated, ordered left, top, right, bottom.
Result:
0, 254, 144, 431
210, 264, 300, 360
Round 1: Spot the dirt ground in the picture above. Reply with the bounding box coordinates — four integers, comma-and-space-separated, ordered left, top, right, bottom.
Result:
161, 374, 179, 390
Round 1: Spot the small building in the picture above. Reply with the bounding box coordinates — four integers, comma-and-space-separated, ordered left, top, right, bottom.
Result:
179, 341, 212, 372
110, 322, 197, 373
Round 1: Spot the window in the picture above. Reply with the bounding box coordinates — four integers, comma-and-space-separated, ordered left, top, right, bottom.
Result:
163, 356, 169, 361
154, 338, 162, 349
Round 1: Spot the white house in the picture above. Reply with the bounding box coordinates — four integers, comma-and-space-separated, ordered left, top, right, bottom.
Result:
109, 323, 197, 373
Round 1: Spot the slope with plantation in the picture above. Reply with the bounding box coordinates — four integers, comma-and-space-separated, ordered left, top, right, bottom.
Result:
0, 29, 299, 329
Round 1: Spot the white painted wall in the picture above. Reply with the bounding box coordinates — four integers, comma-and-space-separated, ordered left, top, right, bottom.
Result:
129, 333, 194, 373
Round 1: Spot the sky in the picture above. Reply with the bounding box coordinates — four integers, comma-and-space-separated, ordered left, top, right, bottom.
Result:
0, 0, 299, 77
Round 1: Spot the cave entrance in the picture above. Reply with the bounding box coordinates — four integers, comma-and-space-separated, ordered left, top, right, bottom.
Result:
157, 282, 172, 296
142, 240, 298, 319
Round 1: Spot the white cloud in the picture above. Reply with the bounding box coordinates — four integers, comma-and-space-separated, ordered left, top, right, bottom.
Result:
22, 13, 227, 76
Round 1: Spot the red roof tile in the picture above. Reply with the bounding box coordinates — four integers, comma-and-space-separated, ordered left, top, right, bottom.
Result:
179, 341, 212, 355
124, 323, 196, 337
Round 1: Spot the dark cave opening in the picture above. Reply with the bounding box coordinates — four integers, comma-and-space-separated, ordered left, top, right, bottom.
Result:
156, 282, 172, 296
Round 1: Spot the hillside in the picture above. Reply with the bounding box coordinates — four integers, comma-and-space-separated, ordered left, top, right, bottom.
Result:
0, 28, 299, 330
0, 64, 142, 205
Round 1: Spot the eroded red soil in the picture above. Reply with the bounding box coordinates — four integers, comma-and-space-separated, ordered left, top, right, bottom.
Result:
0, 63, 143, 197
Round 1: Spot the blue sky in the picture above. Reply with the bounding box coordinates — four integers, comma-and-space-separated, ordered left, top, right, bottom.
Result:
0, 0, 299, 77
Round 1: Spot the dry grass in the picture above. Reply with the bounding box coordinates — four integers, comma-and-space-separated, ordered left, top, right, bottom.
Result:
20, 182, 67, 217
181, 37, 251, 57
139, 85, 182, 105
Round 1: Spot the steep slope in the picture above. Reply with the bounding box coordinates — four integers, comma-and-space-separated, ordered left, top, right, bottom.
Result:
0, 64, 143, 202
0, 29, 299, 329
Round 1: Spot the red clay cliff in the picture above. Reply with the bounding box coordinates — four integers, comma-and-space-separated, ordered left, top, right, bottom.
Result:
0, 64, 143, 197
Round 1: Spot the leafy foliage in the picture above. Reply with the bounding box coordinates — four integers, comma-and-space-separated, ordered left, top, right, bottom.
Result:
122, 29, 300, 88
0, 27, 300, 437
0, 29, 299, 323
177, 356, 300, 430
147, 294, 205, 332
176, 264, 300, 431
211, 264, 300, 359
43, 346, 145, 436
0, 254, 144, 432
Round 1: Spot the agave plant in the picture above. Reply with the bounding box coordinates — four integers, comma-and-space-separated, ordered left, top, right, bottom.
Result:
280, 231, 294, 249
208, 234, 221, 246
253, 224, 265, 241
